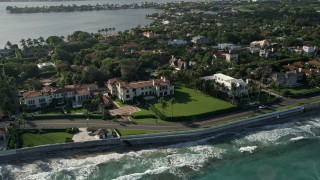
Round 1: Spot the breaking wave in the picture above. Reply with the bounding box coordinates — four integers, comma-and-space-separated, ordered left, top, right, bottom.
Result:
0, 114, 320, 179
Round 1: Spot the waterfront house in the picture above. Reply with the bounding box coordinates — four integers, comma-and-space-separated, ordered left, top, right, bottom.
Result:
191, 36, 211, 45
168, 39, 187, 46
225, 53, 238, 62
271, 71, 300, 87
169, 55, 187, 70
217, 43, 239, 51
303, 46, 317, 54
106, 77, 174, 102
306, 60, 320, 69
202, 73, 248, 97
250, 39, 270, 48
0, 48, 12, 57
142, 31, 155, 38
21, 84, 98, 110
259, 49, 270, 58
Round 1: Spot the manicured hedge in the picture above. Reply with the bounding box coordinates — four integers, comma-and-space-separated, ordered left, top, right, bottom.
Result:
131, 114, 157, 119
148, 104, 240, 121
26, 114, 103, 120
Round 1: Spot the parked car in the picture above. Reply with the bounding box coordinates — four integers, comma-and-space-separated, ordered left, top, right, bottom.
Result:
87, 131, 94, 136
259, 105, 268, 109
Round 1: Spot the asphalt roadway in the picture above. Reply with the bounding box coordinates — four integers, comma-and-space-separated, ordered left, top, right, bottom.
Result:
1, 95, 320, 131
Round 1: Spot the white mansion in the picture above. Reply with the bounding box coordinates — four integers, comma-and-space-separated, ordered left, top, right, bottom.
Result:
106, 77, 174, 102
21, 84, 99, 110
202, 73, 248, 96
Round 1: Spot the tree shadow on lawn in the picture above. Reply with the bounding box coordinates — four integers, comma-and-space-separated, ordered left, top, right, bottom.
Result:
168, 90, 194, 104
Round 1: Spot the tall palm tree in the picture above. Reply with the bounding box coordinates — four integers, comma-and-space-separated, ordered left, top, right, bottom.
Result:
230, 82, 237, 105
20, 39, 26, 49
33, 39, 40, 47
170, 98, 175, 120
26, 38, 33, 47
158, 97, 167, 113
38, 36, 45, 45
5, 41, 12, 49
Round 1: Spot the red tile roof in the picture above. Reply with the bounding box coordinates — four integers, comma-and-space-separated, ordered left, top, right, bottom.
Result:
107, 78, 170, 89
76, 89, 90, 95
292, 61, 305, 67
54, 88, 74, 94
102, 95, 111, 105
283, 65, 296, 70
306, 60, 320, 67
22, 91, 47, 99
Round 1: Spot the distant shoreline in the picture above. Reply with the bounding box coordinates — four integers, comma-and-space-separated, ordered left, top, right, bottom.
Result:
0, 0, 87, 2
5, 3, 158, 14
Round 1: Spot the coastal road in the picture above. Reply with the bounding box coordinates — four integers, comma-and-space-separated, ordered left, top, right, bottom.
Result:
1, 95, 320, 131
0, 110, 255, 131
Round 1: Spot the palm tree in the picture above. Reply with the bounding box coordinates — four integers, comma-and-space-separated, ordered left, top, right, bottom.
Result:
5, 41, 12, 49
169, 98, 175, 120
230, 82, 237, 105
33, 39, 40, 47
38, 36, 45, 45
256, 84, 262, 102
20, 39, 26, 48
158, 97, 167, 113
26, 38, 33, 47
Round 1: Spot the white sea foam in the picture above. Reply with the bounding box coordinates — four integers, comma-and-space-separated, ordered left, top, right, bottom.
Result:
290, 136, 306, 141
239, 146, 257, 153
241, 117, 320, 145
114, 166, 170, 180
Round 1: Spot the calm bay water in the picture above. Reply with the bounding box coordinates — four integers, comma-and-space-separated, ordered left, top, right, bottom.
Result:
0, 0, 165, 47
0, 0, 208, 47
1, 113, 320, 180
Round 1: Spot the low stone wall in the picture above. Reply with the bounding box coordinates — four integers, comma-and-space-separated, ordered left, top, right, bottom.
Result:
304, 101, 320, 112
0, 138, 122, 164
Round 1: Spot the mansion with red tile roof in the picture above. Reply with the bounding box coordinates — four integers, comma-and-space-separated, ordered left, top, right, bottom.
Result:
283, 60, 320, 76
106, 77, 174, 102
21, 84, 99, 110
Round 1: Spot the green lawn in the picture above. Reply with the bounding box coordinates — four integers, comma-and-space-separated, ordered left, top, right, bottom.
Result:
41, 108, 63, 115
276, 104, 302, 111
117, 128, 173, 136
114, 98, 126, 107
21, 130, 73, 148
149, 85, 234, 117
278, 85, 320, 95
69, 107, 87, 114
130, 104, 165, 123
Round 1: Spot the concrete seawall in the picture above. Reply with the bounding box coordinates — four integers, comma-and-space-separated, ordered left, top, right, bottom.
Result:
0, 104, 319, 164
0, 138, 122, 164
124, 106, 305, 145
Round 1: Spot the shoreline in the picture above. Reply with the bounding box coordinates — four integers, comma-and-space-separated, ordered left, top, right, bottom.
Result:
2, 107, 319, 166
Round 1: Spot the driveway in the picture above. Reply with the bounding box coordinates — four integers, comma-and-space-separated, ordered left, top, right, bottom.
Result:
72, 128, 97, 142
109, 105, 140, 116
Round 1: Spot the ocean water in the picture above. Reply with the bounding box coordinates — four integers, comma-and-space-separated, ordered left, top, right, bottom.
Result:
1, 113, 320, 180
